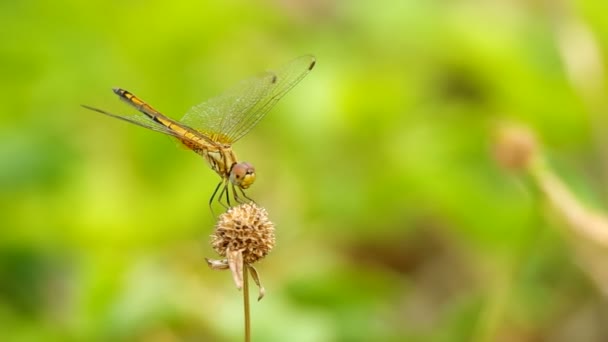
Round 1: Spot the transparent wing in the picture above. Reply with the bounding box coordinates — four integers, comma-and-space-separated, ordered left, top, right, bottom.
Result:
181, 72, 276, 143
82, 105, 185, 140
181, 55, 316, 144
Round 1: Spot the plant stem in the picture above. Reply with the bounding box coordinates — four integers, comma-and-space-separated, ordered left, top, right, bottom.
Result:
243, 264, 250, 342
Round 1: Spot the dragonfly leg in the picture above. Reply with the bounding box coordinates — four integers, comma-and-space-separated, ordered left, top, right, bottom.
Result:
209, 181, 223, 210
209, 179, 231, 214
239, 188, 255, 203
219, 181, 230, 209
232, 184, 244, 204
237, 187, 256, 204
209, 180, 225, 216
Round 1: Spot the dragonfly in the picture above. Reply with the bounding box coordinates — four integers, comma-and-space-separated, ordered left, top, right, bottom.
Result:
83, 55, 316, 209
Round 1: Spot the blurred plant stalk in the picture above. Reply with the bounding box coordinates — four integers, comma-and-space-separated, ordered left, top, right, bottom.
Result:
553, 13, 608, 295
494, 124, 608, 296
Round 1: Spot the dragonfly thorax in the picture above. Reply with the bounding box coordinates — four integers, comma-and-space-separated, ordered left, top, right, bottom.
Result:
230, 162, 256, 189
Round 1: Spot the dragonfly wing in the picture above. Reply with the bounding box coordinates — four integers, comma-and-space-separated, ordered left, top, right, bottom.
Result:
225, 55, 316, 142
82, 105, 185, 140
181, 72, 276, 143
181, 55, 316, 143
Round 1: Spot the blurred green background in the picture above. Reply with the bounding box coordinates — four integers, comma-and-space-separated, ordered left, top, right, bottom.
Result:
2, 0, 608, 341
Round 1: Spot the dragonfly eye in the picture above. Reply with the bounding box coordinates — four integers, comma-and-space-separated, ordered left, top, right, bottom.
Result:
231, 162, 256, 189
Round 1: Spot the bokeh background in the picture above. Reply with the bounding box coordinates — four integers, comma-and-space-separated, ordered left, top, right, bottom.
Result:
2, 0, 608, 341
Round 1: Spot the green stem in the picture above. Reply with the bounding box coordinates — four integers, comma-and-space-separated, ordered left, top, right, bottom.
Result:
243, 264, 250, 342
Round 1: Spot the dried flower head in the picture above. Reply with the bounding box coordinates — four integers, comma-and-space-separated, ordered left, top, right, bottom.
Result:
493, 122, 538, 171
206, 202, 275, 300
211, 202, 275, 264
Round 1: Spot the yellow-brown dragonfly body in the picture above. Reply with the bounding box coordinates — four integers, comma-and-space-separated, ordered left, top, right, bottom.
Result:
83, 55, 316, 208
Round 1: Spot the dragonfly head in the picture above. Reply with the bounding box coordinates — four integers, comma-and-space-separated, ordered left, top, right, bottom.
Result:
230, 162, 256, 189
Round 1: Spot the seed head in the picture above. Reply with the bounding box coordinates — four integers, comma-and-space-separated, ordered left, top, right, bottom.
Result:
211, 202, 275, 264
493, 123, 538, 171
